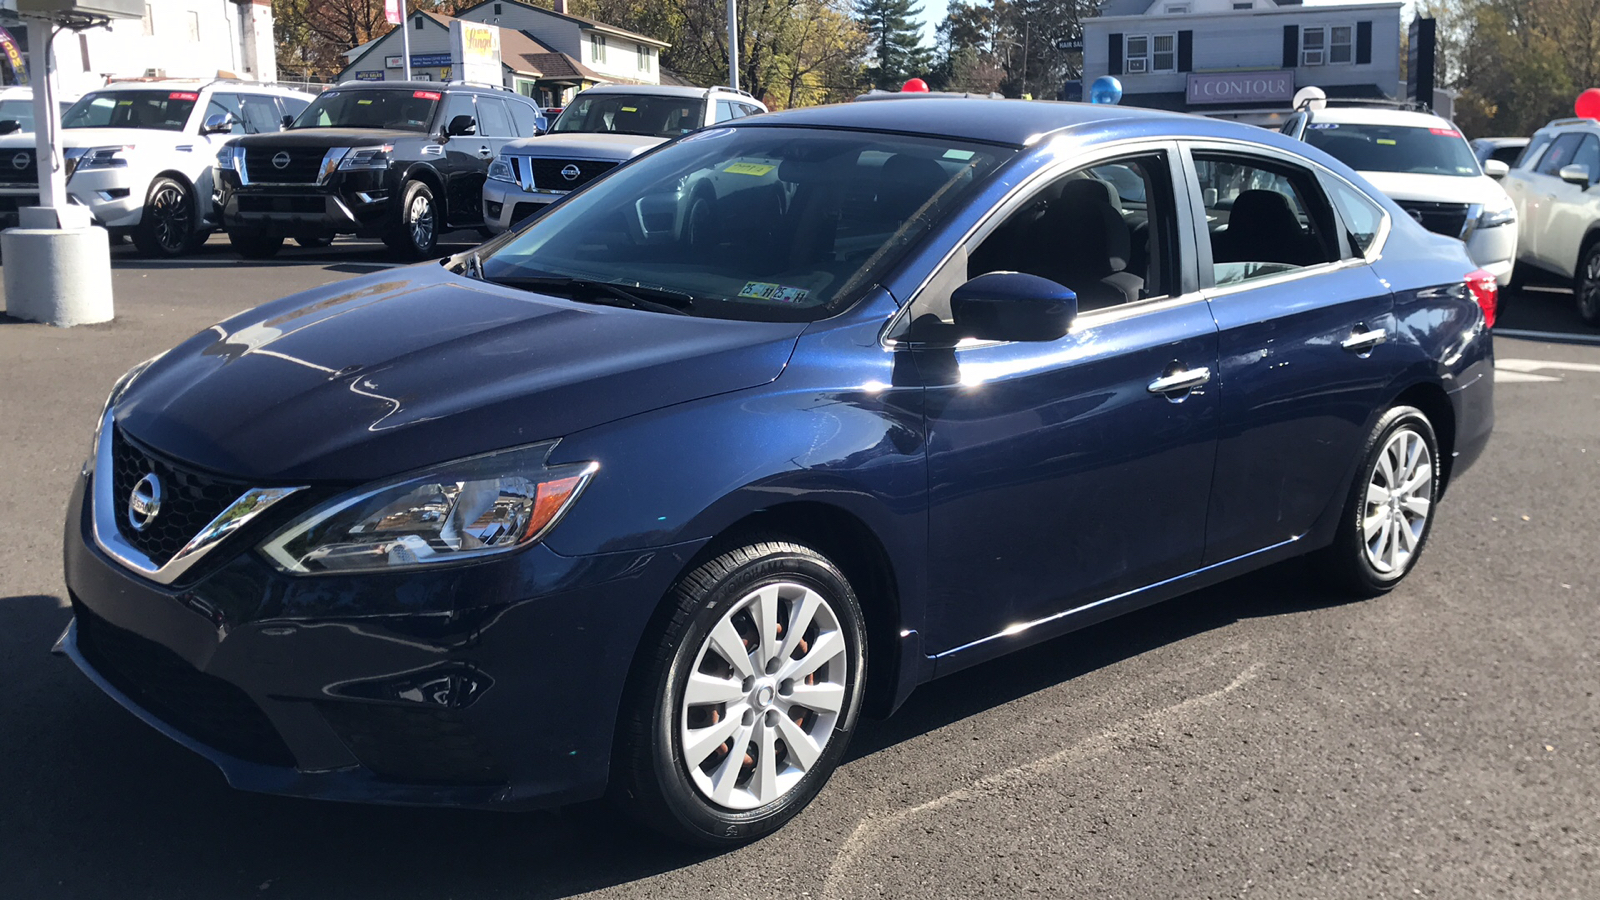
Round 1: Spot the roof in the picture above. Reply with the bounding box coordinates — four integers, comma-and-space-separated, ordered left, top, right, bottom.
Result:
325, 79, 511, 95
738, 96, 1274, 148
510, 31, 602, 83
455, 0, 670, 48
1308, 106, 1453, 128
576, 84, 737, 100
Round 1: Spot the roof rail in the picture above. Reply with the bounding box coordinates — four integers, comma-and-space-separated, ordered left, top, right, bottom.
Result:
706, 84, 756, 99
444, 80, 514, 92
1542, 117, 1593, 129
1304, 97, 1432, 113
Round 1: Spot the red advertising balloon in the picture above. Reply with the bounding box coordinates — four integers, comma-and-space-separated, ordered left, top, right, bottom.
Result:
1577, 88, 1600, 120
901, 78, 930, 93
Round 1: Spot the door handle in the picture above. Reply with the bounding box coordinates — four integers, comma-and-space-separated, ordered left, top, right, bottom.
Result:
477, 146, 493, 159
1341, 328, 1387, 353
1147, 367, 1211, 395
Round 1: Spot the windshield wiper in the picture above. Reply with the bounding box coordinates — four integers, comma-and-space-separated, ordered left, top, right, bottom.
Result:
487, 275, 694, 316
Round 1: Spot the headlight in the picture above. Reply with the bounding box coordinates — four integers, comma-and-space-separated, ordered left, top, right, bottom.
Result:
1478, 205, 1516, 228
338, 144, 394, 171
215, 144, 238, 170
86, 353, 164, 475
488, 156, 516, 184
259, 442, 597, 574
75, 145, 133, 172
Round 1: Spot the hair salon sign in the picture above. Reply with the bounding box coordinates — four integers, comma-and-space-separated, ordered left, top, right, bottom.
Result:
1186, 70, 1294, 105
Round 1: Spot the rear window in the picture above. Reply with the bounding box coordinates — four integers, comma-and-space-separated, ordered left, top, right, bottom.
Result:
1304, 122, 1480, 176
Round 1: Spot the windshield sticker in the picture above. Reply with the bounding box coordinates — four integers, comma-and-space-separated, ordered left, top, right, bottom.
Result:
1376, 138, 1397, 145
739, 281, 809, 303
414, 91, 441, 101
1306, 123, 1339, 129
168, 92, 199, 101
621, 106, 638, 112
725, 162, 775, 177
117, 100, 133, 106
943, 149, 975, 160
1430, 127, 1462, 138
357, 99, 373, 105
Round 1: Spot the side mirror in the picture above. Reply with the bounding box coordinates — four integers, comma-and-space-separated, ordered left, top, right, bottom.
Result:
281, 114, 294, 129
201, 112, 235, 135
950, 271, 1077, 342
533, 115, 549, 136
1559, 163, 1591, 187
446, 114, 477, 137
1483, 158, 1510, 179
0, 119, 19, 136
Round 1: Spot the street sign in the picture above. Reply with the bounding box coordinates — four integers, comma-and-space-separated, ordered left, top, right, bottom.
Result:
356, 71, 384, 81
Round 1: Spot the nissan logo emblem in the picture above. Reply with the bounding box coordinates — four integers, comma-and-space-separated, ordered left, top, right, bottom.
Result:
561, 164, 580, 182
10, 152, 28, 170
272, 151, 291, 169
128, 473, 163, 532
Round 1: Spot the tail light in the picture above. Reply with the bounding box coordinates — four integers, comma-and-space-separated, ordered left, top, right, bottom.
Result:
1465, 269, 1498, 328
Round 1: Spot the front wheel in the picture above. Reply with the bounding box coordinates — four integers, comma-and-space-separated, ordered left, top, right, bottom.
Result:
133, 177, 202, 258
1576, 243, 1600, 326
1317, 406, 1441, 596
612, 541, 867, 846
383, 180, 440, 260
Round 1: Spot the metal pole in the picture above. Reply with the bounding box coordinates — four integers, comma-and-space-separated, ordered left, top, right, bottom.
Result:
727, 0, 738, 91
23, 17, 63, 211
401, 3, 413, 81
1022, 21, 1029, 99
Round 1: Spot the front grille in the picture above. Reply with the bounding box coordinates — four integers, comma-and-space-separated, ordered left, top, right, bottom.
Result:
318, 703, 505, 785
509, 202, 544, 226
0, 149, 36, 183
74, 601, 296, 767
244, 147, 324, 184
1396, 200, 1471, 238
110, 427, 250, 567
237, 194, 325, 214
0, 193, 38, 212
518, 157, 618, 192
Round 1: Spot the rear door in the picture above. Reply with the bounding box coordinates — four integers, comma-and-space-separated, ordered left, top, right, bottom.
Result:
1184, 144, 1400, 564
1540, 133, 1600, 278
1523, 133, 1583, 270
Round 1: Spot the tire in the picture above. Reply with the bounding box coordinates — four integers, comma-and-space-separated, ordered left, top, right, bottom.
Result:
1576, 242, 1600, 326
611, 540, 868, 847
383, 180, 441, 260
227, 229, 284, 259
132, 177, 203, 258
294, 234, 334, 249
1317, 406, 1442, 596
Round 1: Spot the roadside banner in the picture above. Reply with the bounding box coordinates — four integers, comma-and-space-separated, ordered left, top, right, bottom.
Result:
0, 28, 27, 85
451, 20, 500, 86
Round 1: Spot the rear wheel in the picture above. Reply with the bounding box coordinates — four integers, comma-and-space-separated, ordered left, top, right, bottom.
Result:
133, 177, 202, 258
227, 228, 283, 259
612, 541, 867, 847
1318, 406, 1440, 596
383, 180, 440, 260
1576, 243, 1600, 325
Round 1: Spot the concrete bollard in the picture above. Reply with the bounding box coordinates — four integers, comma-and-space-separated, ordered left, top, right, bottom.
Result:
2, 224, 114, 326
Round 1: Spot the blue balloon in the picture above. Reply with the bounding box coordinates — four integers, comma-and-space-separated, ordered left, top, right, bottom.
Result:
1089, 75, 1123, 105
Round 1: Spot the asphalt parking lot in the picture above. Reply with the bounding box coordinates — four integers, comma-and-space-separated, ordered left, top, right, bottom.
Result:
2, 242, 1596, 899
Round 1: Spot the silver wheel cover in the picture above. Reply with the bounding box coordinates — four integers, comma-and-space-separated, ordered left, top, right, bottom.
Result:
409, 193, 434, 248
678, 581, 848, 810
1363, 426, 1434, 577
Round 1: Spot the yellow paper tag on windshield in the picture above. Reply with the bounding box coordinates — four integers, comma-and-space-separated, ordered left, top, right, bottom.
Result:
1377, 138, 1396, 145
621, 106, 637, 112
725, 162, 774, 176
117, 100, 132, 106
358, 99, 373, 105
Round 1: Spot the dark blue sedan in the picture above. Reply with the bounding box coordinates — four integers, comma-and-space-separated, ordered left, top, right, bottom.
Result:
59, 98, 1495, 846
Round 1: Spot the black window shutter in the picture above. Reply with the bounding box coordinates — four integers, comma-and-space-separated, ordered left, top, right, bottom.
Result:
1282, 25, 1298, 68
1178, 30, 1193, 72
1355, 21, 1372, 64
1109, 33, 1123, 76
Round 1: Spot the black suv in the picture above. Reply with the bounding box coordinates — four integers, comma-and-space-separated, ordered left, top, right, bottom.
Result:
215, 81, 545, 259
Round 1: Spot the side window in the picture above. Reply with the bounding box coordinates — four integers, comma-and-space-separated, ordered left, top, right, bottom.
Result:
207, 93, 245, 133
739, 103, 763, 118
969, 153, 1178, 312
438, 92, 477, 135
1324, 177, 1386, 258
476, 96, 513, 137
507, 99, 539, 135
1570, 135, 1600, 182
238, 94, 283, 134
715, 100, 738, 123
278, 96, 309, 126
1193, 154, 1340, 285
1536, 133, 1583, 176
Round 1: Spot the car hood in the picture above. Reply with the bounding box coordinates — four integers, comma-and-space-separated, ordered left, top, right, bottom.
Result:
1358, 171, 1513, 208
501, 132, 665, 160
230, 128, 422, 149
0, 127, 196, 150
114, 265, 805, 483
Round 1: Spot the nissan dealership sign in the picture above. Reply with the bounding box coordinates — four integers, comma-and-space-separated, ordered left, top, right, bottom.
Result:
1186, 70, 1295, 105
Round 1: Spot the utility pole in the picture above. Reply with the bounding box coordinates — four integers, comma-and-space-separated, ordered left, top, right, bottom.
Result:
727, 0, 739, 91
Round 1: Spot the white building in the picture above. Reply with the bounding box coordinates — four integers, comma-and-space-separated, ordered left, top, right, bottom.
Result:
339, 0, 670, 107
0, 0, 276, 96
1081, 0, 1402, 123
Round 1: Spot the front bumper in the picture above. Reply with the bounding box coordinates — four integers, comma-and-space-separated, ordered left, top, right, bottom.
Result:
60, 469, 704, 810
0, 167, 143, 229
482, 178, 563, 234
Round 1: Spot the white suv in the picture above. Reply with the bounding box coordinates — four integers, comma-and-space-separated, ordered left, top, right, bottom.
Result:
482, 85, 766, 233
0, 80, 313, 257
1499, 117, 1600, 324
1284, 103, 1518, 286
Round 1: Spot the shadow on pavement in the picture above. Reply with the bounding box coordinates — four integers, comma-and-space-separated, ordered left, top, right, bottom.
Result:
2, 557, 1352, 899
1497, 284, 1600, 339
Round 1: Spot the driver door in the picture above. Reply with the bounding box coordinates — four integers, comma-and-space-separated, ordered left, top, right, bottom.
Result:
436, 92, 485, 227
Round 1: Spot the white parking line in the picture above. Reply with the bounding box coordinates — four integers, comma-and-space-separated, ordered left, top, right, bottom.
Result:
1495, 357, 1600, 383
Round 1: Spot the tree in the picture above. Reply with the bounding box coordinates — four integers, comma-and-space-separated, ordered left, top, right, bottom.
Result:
857, 0, 932, 89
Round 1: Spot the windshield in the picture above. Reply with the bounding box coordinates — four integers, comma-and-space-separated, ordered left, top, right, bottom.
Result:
481, 126, 1013, 321
1304, 122, 1481, 176
62, 90, 198, 131
551, 94, 706, 138
290, 89, 439, 132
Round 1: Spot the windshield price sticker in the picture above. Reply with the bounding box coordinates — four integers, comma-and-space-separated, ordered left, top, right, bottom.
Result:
169, 92, 199, 101
1306, 123, 1339, 129
414, 91, 442, 101
943, 149, 976, 160
1377, 138, 1397, 146
739, 282, 809, 303
725, 162, 775, 176
1430, 127, 1462, 138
